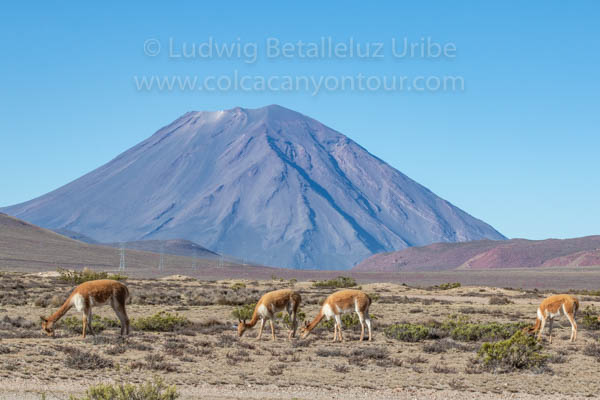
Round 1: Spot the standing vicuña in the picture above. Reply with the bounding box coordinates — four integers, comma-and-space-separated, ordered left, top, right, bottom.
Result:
237, 289, 301, 340
301, 289, 372, 342
40, 279, 130, 338
524, 294, 579, 343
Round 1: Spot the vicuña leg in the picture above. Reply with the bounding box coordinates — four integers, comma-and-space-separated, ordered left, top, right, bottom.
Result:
566, 313, 577, 342
365, 315, 372, 341
357, 312, 365, 341
81, 313, 88, 338
537, 316, 546, 341
547, 318, 553, 344
288, 310, 297, 340
112, 301, 130, 336
257, 318, 265, 340
334, 314, 343, 342
270, 319, 275, 341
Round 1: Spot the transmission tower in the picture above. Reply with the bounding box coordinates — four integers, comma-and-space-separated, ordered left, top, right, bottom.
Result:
118, 243, 126, 272
217, 245, 224, 268
158, 244, 165, 271
192, 249, 198, 271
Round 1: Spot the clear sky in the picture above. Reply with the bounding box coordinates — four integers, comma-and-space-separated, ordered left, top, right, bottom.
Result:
1, 1, 598, 240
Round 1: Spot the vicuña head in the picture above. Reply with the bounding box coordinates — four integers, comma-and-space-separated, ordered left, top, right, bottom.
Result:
40, 278, 130, 339
301, 289, 372, 342
40, 316, 55, 336
523, 294, 579, 344
237, 289, 301, 341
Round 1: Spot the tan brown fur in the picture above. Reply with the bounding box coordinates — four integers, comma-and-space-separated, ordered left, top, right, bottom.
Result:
41, 279, 130, 338
237, 289, 301, 341
524, 294, 579, 343
301, 289, 372, 342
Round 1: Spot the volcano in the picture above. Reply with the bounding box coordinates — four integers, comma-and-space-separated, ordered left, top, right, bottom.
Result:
1, 105, 505, 269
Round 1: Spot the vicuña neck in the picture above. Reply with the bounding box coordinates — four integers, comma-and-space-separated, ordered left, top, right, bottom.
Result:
306, 310, 325, 332
48, 294, 74, 323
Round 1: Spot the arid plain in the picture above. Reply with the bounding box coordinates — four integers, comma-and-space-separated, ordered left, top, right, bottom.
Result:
1, 270, 600, 400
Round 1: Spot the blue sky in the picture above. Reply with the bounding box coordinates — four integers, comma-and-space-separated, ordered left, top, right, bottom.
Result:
1, 1, 598, 240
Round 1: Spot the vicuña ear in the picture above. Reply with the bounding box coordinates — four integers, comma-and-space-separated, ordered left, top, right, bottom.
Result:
238, 318, 242, 323
40, 316, 47, 322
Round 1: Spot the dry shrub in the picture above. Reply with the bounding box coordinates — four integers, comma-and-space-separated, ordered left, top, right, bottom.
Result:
267, 363, 286, 376
488, 296, 513, 305
58, 346, 114, 370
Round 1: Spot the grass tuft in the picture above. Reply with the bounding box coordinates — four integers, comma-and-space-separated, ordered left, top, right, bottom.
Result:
58, 267, 127, 285
69, 376, 178, 400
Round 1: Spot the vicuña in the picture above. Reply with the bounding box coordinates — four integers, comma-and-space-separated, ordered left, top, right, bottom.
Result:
40, 279, 130, 338
237, 289, 301, 340
524, 294, 579, 343
301, 289, 372, 342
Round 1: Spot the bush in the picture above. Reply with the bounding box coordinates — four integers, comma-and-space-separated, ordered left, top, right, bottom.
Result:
312, 276, 357, 289
581, 305, 600, 330
488, 296, 513, 305
583, 342, 600, 360
321, 313, 375, 330
384, 323, 431, 342
477, 331, 548, 372
423, 338, 473, 353
440, 315, 526, 342
132, 312, 190, 332
282, 311, 306, 328
231, 303, 256, 321
69, 376, 178, 400
231, 282, 246, 291
59, 346, 114, 370
58, 268, 127, 285
436, 282, 461, 290
60, 315, 120, 334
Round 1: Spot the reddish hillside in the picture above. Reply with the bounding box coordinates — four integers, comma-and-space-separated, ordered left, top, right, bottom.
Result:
353, 236, 600, 272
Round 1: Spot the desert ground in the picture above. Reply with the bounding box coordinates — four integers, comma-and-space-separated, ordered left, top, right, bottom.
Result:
1, 270, 600, 399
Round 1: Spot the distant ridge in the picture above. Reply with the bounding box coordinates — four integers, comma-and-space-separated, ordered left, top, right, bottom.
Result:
353, 236, 600, 271
1, 105, 505, 269
0, 213, 229, 273
104, 239, 219, 259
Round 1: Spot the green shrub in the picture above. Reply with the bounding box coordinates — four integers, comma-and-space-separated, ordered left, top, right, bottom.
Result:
581, 305, 600, 330
477, 331, 548, 372
384, 323, 431, 342
69, 376, 178, 400
132, 312, 189, 332
440, 315, 527, 342
60, 315, 120, 334
282, 311, 306, 328
384, 316, 526, 343
312, 276, 357, 289
567, 289, 600, 297
58, 268, 127, 285
232, 303, 256, 321
368, 292, 380, 303
321, 313, 375, 330
436, 282, 461, 290
231, 282, 246, 291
